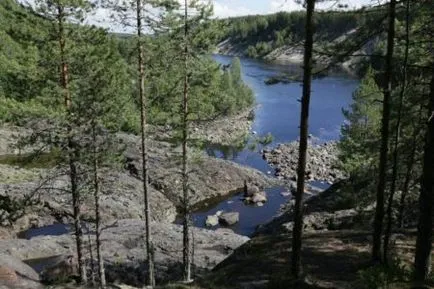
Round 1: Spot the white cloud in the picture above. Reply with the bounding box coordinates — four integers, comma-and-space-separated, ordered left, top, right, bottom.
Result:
18, 0, 389, 33
268, 0, 387, 14
269, 0, 302, 13
212, 1, 256, 18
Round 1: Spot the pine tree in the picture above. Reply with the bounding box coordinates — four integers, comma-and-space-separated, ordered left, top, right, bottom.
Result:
383, 0, 411, 263
291, 0, 315, 279
339, 67, 382, 175
32, 0, 92, 283
135, 0, 155, 286
181, 0, 192, 282
414, 64, 434, 282
73, 26, 132, 288
372, 0, 396, 264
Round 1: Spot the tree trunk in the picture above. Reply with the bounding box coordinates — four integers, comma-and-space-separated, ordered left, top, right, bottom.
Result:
71, 160, 86, 283
92, 125, 106, 288
372, 0, 396, 263
87, 229, 96, 286
182, 0, 192, 282
291, 0, 315, 279
397, 104, 423, 228
414, 64, 434, 282
136, 0, 155, 286
57, 4, 86, 284
383, 0, 410, 263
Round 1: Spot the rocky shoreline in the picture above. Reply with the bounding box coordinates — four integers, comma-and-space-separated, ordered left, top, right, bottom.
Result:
262, 140, 346, 184
0, 111, 280, 287
0, 219, 249, 287
190, 108, 255, 146
151, 107, 255, 147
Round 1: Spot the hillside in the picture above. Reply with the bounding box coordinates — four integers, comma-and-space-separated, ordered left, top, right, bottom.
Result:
0, 0, 254, 130
215, 9, 386, 74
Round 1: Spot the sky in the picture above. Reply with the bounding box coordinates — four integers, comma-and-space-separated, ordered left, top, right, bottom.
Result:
211, 0, 383, 18
20, 0, 386, 32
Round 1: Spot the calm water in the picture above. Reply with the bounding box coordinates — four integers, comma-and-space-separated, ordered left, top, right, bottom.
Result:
20, 55, 358, 239
188, 186, 289, 236
190, 55, 358, 236
207, 54, 358, 173
18, 223, 70, 239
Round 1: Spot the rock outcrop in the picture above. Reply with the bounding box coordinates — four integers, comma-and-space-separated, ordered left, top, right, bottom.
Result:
0, 127, 277, 235
262, 141, 345, 183
0, 219, 249, 285
0, 253, 41, 289
219, 212, 240, 226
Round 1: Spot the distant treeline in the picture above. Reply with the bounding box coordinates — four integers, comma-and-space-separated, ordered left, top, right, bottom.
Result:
218, 10, 381, 58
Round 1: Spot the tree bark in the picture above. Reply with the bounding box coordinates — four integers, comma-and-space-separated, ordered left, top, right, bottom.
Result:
397, 104, 423, 228
136, 0, 155, 286
383, 0, 410, 263
291, 0, 315, 279
57, 3, 86, 284
414, 64, 434, 282
372, 0, 396, 263
92, 125, 106, 288
182, 0, 192, 282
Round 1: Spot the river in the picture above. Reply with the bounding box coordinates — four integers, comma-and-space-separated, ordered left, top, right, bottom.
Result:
21, 55, 359, 239
189, 55, 359, 236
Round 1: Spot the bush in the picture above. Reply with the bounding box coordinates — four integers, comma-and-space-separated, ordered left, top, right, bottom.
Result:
356, 259, 410, 289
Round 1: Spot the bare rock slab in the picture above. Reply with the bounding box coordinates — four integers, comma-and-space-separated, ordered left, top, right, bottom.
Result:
219, 212, 240, 226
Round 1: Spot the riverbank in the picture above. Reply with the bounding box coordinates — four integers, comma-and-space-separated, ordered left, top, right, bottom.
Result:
190, 108, 255, 146
195, 179, 430, 289
215, 39, 364, 77
0, 122, 279, 227
262, 141, 345, 184
0, 54, 358, 288
0, 114, 279, 286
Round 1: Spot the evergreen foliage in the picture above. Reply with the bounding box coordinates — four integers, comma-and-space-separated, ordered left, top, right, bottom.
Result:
219, 10, 363, 58
0, 0, 254, 131
339, 67, 382, 174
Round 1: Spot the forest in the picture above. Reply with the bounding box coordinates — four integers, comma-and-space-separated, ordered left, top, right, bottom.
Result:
0, 0, 253, 131
218, 10, 364, 58
0, 0, 433, 289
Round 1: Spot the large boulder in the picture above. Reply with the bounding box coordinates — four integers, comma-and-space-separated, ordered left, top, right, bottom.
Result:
0, 254, 41, 289
205, 215, 219, 227
219, 212, 240, 226
0, 266, 18, 286
251, 192, 267, 204
244, 185, 260, 197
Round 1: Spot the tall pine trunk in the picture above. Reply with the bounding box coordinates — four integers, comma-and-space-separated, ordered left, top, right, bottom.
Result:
414, 64, 434, 282
383, 0, 410, 263
372, 0, 396, 263
182, 0, 192, 282
291, 0, 315, 279
92, 125, 106, 288
397, 104, 423, 228
56, 4, 86, 283
136, 0, 155, 286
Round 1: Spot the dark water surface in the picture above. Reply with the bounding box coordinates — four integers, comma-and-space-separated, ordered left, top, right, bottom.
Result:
18, 223, 70, 239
